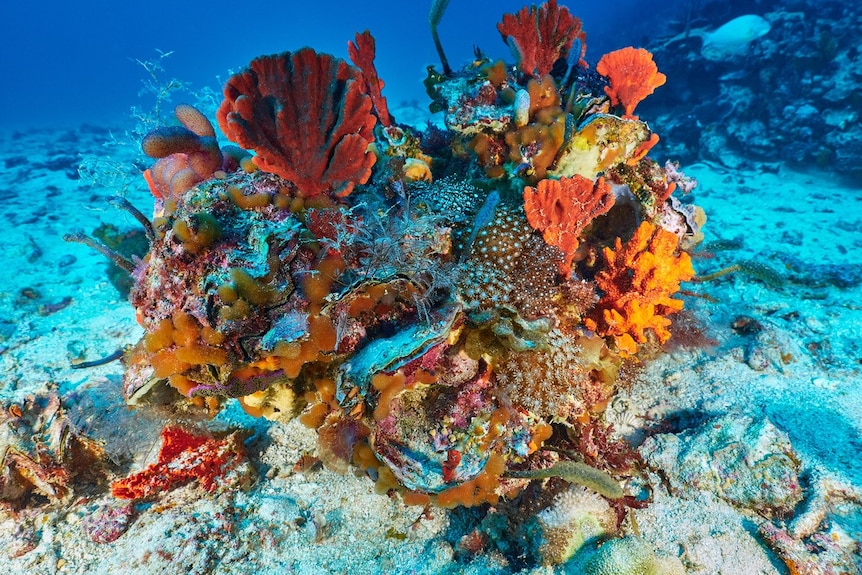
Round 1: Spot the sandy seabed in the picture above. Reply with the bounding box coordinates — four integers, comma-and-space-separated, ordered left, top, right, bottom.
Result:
0, 122, 859, 575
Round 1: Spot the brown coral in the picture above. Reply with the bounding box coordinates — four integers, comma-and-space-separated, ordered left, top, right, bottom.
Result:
217, 48, 377, 199
585, 221, 694, 355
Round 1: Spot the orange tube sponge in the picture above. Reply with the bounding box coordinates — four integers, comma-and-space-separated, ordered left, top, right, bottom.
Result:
585, 221, 694, 354
523, 175, 615, 276
596, 47, 666, 120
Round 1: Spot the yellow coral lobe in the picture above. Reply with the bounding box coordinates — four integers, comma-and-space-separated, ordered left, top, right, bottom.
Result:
309, 314, 337, 352
172, 213, 221, 254
372, 371, 407, 421
527, 75, 561, 117
230, 268, 279, 306
201, 326, 225, 346
174, 344, 229, 366
144, 318, 174, 352
167, 374, 196, 396
240, 156, 258, 173
529, 422, 554, 453
271, 341, 302, 360
228, 185, 271, 209
302, 256, 345, 305
482, 59, 508, 87
150, 350, 191, 378
299, 402, 330, 429
238, 393, 266, 418
402, 491, 432, 507
171, 311, 200, 347
402, 158, 433, 182
217, 284, 238, 304
436, 452, 506, 508
219, 298, 251, 321
374, 465, 401, 495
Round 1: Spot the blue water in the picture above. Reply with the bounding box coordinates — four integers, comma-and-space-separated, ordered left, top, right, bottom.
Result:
2, 0, 677, 130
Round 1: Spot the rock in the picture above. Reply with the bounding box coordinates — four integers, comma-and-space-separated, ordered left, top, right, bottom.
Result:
640, 414, 803, 517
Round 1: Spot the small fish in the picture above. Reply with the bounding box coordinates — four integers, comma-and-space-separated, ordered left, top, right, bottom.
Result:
460, 190, 500, 261
294, 452, 321, 473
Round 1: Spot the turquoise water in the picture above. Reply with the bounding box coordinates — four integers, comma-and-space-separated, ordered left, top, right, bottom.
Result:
1, 1, 860, 574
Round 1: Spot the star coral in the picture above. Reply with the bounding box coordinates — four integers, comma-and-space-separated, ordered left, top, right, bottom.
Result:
596, 47, 666, 120
523, 175, 615, 276
217, 48, 377, 199
497, 0, 586, 77
586, 221, 694, 355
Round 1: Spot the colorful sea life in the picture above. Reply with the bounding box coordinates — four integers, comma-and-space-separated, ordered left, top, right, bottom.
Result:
75, 1, 702, 560
497, 0, 587, 77
586, 221, 695, 355
700, 14, 771, 61
596, 47, 667, 120
217, 48, 377, 199
111, 426, 253, 500
0, 391, 107, 508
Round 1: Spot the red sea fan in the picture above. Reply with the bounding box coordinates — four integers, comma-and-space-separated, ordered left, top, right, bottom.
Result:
348, 30, 392, 127
217, 48, 377, 199
497, 0, 586, 78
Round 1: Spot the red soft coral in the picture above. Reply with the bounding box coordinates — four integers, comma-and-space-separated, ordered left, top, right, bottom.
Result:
348, 30, 392, 127
497, 0, 586, 78
523, 175, 614, 276
217, 48, 377, 199
585, 221, 694, 355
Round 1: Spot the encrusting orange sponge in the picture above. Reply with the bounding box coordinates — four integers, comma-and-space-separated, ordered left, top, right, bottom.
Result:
585, 221, 694, 354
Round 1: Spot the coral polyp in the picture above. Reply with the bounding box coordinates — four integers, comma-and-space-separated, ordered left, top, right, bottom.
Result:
112, 0, 701, 537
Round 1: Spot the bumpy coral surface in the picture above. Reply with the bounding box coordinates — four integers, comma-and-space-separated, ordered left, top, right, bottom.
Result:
118, 1, 702, 543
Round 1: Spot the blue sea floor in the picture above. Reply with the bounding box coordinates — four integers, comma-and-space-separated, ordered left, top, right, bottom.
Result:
0, 119, 860, 574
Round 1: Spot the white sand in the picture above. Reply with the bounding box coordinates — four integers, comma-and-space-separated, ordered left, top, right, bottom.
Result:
0, 126, 859, 574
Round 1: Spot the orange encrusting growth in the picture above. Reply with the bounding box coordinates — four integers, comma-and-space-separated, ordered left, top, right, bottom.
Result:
504, 75, 567, 180
596, 47, 666, 120
585, 221, 694, 355
146, 311, 226, 382
523, 175, 615, 276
